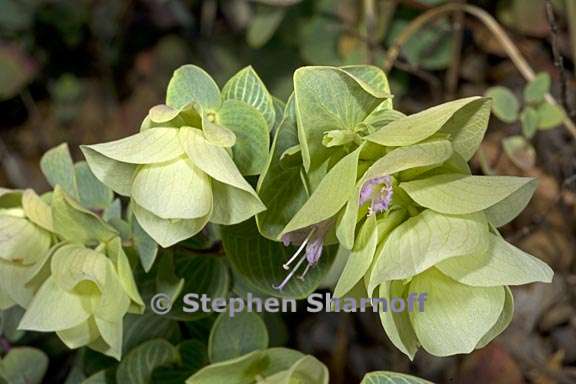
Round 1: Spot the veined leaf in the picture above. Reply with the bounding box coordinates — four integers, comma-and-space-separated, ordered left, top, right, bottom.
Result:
400, 174, 536, 215
208, 311, 269, 363
0, 347, 48, 384
484, 177, 537, 227
216, 100, 270, 175
75, 161, 114, 210
116, 339, 180, 384
378, 281, 419, 359
293, 66, 385, 170
476, 286, 514, 349
436, 234, 553, 286
166, 65, 221, 110
409, 268, 505, 356
81, 128, 184, 165
221, 66, 276, 129
40, 143, 79, 200
81, 147, 137, 196
221, 219, 336, 299
365, 97, 484, 147
282, 146, 363, 235
257, 96, 307, 240
340, 65, 392, 99
132, 157, 212, 220
368, 210, 489, 291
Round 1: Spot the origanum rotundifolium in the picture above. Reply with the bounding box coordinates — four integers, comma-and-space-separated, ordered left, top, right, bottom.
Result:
0, 64, 553, 363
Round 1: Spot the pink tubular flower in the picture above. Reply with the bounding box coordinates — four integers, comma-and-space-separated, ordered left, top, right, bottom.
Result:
359, 175, 393, 216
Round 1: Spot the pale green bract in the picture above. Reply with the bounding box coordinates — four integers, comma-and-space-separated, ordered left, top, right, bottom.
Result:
0, 64, 557, 376
82, 65, 269, 247
264, 65, 554, 359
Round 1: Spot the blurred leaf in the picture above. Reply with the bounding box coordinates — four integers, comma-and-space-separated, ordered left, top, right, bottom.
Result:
40, 143, 79, 200
300, 16, 342, 65
208, 311, 269, 363
75, 161, 114, 210
0, 0, 36, 32
536, 102, 565, 129
0, 303, 25, 342
502, 135, 536, 170
0, 45, 36, 100
116, 339, 179, 384
0, 347, 48, 384
520, 107, 538, 138
156, 252, 185, 306
523, 72, 550, 104
485, 86, 519, 123
247, 5, 286, 49
388, 19, 453, 70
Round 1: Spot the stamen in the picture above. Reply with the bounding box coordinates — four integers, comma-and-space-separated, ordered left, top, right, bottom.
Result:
273, 253, 308, 290
297, 263, 313, 280
282, 228, 316, 270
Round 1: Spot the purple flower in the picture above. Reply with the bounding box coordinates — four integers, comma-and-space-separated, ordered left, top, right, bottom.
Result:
273, 220, 332, 291
359, 175, 393, 216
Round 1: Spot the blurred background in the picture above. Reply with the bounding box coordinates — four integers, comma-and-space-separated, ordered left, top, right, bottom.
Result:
1, 0, 576, 383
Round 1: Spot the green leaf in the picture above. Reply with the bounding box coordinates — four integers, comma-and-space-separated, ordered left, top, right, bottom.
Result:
116, 339, 180, 384
502, 135, 536, 170
40, 143, 79, 199
81, 128, 184, 165
82, 371, 111, 384
208, 311, 269, 363
272, 355, 330, 384
339, 65, 392, 99
166, 65, 221, 110
132, 158, 212, 220
131, 203, 209, 248
132, 218, 158, 272
476, 286, 514, 349
334, 215, 378, 298
436, 234, 553, 286
122, 312, 181, 356
169, 254, 230, 321
81, 147, 137, 197
484, 177, 537, 227
400, 174, 537, 215
221, 219, 336, 299
75, 161, 114, 210
439, 98, 491, 161
485, 86, 519, 123
368, 210, 489, 291
408, 268, 505, 356
221, 66, 276, 130
520, 107, 539, 138
536, 102, 565, 129
365, 97, 484, 147
0, 212, 51, 265
51, 186, 118, 244
282, 146, 363, 235
360, 371, 433, 384
293, 66, 385, 170
0, 347, 48, 384
523, 72, 550, 104
247, 6, 285, 49
216, 100, 270, 175
186, 348, 305, 384
257, 96, 307, 240
378, 282, 419, 359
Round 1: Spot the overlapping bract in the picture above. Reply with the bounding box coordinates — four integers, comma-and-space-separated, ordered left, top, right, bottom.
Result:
82, 66, 271, 247
0, 189, 53, 309
256, 65, 553, 357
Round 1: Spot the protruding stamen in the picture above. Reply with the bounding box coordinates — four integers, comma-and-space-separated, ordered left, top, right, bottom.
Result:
273, 253, 308, 291
297, 263, 313, 280
282, 228, 316, 270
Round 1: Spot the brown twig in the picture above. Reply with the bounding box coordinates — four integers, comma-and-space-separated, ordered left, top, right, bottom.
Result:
445, 0, 465, 99
382, 3, 576, 138
545, 0, 574, 119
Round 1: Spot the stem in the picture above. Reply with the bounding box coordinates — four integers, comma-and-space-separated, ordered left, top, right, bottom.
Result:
546, 0, 574, 118
382, 3, 576, 138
